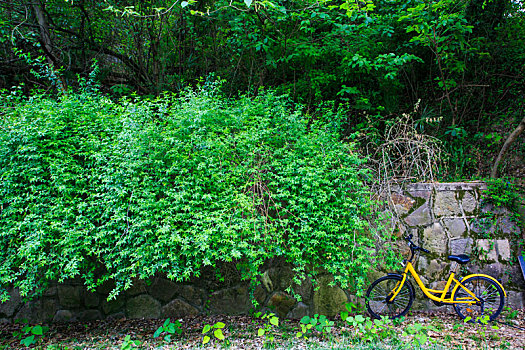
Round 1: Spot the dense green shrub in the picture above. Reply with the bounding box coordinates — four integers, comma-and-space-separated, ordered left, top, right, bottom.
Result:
0, 87, 397, 301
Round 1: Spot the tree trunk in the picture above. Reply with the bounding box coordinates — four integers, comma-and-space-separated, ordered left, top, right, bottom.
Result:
490, 115, 525, 178
32, 1, 67, 93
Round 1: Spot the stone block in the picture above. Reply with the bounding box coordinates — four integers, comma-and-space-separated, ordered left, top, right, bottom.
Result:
471, 263, 502, 279
418, 256, 428, 272
101, 296, 125, 315
58, 285, 81, 309
78, 310, 103, 321
407, 189, 431, 200
461, 192, 477, 214
41, 298, 58, 322
423, 223, 448, 254
126, 295, 161, 319
286, 302, 309, 320
84, 291, 100, 308
106, 312, 126, 320
208, 286, 251, 315
390, 193, 415, 216
254, 285, 267, 306
449, 238, 473, 255
180, 285, 206, 306
0, 289, 21, 318
507, 291, 524, 309
430, 280, 447, 292
293, 278, 313, 302
497, 217, 520, 235
147, 278, 177, 303
53, 310, 75, 322
480, 203, 509, 216
43, 285, 57, 297
126, 279, 147, 296
404, 203, 432, 227
434, 191, 460, 217
267, 266, 294, 291
469, 218, 496, 236
476, 239, 497, 261
496, 239, 511, 261
442, 218, 466, 238
267, 292, 296, 318
427, 260, 448, 279
313, 275, 348, 317
15, 300, 43, 323
161, 299, 199, 319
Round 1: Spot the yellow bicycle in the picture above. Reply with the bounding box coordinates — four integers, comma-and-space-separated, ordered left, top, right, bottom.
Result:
366, 234, 506, 322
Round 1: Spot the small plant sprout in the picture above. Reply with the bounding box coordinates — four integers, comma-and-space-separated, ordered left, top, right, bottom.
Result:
255, 312, 279, 344
296, 314, 334, 339
402, 322, 436, 347
12, 319, 49, 347
153, 318, 182, 342
120, 335, 140, 349
202, 321, 226, 345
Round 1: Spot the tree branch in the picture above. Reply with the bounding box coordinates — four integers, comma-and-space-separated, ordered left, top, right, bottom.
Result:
491, 115, 525, 178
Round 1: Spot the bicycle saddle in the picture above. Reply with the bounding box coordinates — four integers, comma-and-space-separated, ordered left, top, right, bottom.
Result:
448, 254, 470, 264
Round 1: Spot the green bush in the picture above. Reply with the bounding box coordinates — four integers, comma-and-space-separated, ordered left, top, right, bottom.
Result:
0, 86, 396, 301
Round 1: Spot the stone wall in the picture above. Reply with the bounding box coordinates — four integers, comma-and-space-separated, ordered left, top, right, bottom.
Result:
389, 182, 524, 310
0, 182, 523, 324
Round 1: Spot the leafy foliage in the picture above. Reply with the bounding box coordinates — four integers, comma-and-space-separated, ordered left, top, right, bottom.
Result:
12, 319, 48, 347
0, 86, 396, 301
153, 318, 182, 342
202, 321, 226, 344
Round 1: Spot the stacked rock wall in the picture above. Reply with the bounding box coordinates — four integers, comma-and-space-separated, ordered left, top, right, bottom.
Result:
0, 182, 523, 323
389, 182, 524, 310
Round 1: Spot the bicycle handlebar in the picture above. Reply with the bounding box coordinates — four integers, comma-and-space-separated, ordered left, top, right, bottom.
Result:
404, 234, 430, 254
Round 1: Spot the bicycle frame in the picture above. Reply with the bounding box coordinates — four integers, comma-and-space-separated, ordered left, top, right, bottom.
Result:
389, 261, 480, 305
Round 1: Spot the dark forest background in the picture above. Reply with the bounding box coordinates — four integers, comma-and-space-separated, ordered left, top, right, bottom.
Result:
1, 0, 524, 179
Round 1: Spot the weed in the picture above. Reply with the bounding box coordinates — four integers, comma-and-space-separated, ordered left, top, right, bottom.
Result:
202, 321, 228, 345
254, 312, 279, 347
120, 335, 140, 349
12, 319, 48, 347
153, 318, 182, 342
296, 314, 334, 339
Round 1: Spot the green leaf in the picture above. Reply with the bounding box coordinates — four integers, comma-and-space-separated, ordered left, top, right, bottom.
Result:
300, 316, 310, 324
202, 325, 211, 334
214, 322, 225, 329
163, 318, 170, 328
257, 328, 264, 336
181, 1, 189, 7
20, 335, 35, 347
244, 0, 252, 7
269, 317, 278, 326
214, 328, 225, 340
296, 332, 302, 338
154, 327, 163, 338
31, 325, 43, 335
164, 334, 171, 342
202, 335, 210, 344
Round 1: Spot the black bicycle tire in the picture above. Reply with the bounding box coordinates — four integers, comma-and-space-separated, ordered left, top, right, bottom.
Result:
366, 275, 414, 319
452, 275, 505, 322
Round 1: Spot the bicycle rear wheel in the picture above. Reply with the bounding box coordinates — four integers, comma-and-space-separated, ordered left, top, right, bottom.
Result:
453, 275, 505, 322
366, 275, 414, 319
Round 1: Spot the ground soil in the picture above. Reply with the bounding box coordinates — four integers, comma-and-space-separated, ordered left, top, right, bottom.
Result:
1, 310, 524, 349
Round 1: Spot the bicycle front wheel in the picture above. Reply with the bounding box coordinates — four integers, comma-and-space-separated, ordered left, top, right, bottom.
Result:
366, 275, 414, 319
453, 275, 505, 322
